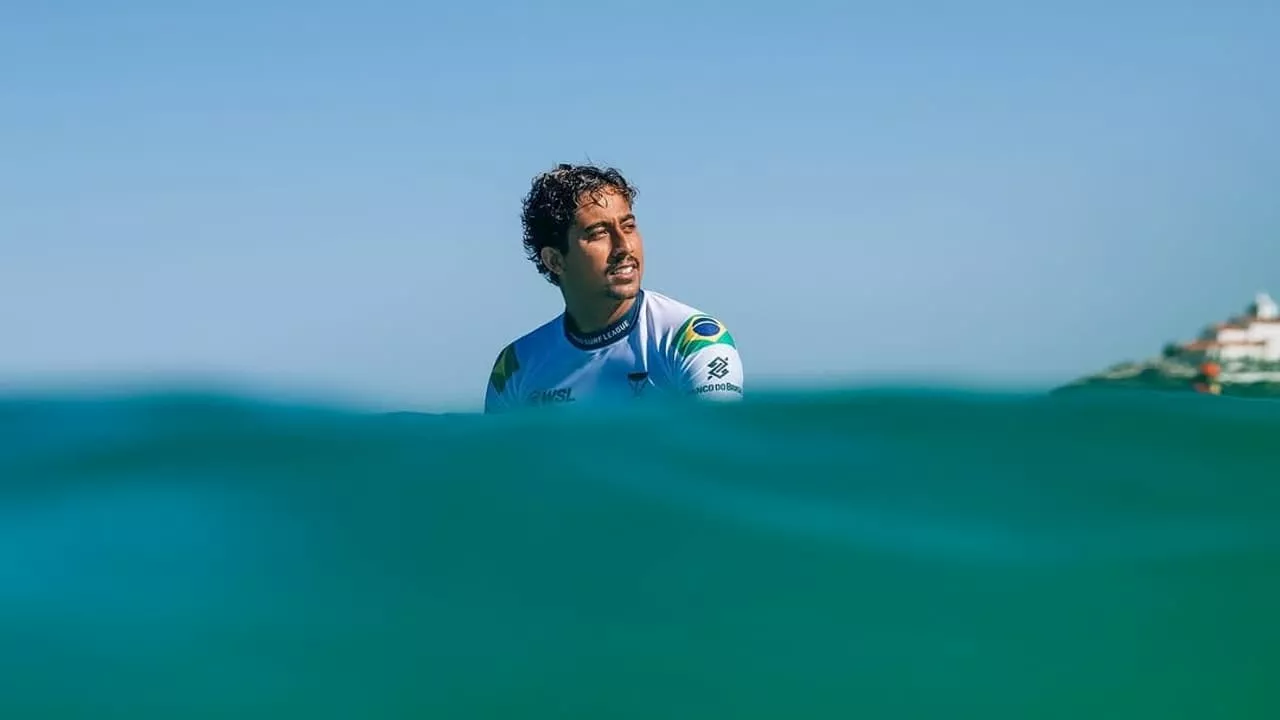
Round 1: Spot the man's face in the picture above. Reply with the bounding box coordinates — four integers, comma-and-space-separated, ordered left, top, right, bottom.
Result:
545, 187, 644, 302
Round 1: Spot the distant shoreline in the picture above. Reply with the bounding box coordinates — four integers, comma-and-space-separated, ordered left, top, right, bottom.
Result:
1054, 358, 1280, 398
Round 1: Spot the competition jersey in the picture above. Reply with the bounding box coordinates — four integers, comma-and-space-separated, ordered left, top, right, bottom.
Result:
484, 289, 743, 412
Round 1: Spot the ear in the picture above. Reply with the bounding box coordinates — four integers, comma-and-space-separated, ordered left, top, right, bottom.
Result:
540, 246, 565, 278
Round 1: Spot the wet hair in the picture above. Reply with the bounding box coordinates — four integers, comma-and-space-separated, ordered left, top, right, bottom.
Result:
521, 163, 638, 286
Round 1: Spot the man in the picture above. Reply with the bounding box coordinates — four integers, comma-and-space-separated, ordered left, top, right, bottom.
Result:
484, 163, 744, 412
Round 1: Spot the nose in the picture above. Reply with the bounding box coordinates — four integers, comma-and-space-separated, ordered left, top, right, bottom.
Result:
610, 225, 635, 256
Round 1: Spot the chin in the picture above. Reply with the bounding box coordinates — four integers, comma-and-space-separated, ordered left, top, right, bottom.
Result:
605, 282, 641, 300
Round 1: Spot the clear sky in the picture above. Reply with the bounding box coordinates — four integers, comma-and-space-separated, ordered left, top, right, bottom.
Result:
2, 1, 1277, 411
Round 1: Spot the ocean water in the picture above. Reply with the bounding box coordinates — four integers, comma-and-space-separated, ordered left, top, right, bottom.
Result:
1, 385, 1278, 718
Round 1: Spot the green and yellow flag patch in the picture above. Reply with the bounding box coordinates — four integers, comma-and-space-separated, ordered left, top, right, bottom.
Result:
675, 315, 735, 358
488, 344, 520, 393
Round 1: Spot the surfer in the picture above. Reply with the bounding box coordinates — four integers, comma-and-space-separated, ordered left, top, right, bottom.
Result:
483, 163, 744, 412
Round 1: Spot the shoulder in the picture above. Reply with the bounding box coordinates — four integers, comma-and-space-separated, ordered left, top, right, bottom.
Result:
643, 290, 737, 358
641, 289, 700, 323
641, 290, 744, 398
487, 314, 562, 394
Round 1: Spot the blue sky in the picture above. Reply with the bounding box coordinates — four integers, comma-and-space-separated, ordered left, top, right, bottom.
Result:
2, 1, 1277, 411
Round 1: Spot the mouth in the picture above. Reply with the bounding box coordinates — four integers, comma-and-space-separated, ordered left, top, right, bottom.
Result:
607, 262, 638, 279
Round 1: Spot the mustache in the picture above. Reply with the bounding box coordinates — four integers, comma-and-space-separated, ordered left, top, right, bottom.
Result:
607, 255, 638, 270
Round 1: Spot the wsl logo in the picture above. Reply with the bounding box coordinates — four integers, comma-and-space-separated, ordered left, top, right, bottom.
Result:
527, 387, 575, 405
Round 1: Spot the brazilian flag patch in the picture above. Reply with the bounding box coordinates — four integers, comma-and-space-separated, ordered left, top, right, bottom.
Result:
489, 344, 520, 393
675, 315, 735, 358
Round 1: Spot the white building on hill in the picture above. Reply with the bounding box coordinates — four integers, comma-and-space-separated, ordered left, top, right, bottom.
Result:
1180, 292, 1280, 364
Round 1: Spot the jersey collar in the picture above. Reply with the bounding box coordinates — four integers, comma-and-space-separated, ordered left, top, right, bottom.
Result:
563, 290, 645, 351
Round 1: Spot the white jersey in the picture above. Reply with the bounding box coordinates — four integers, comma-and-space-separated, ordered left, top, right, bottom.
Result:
484, 289, 744, 412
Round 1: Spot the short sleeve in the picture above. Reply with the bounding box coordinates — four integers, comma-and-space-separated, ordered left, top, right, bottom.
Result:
483, 343, 521, 413
671, 315, 744, 401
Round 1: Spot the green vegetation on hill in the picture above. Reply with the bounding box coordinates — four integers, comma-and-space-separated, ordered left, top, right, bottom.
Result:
1054, 360, 1280, 398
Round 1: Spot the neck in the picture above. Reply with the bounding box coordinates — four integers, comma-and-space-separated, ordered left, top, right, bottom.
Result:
564, 294, 635, 336
561, 290, 644, 351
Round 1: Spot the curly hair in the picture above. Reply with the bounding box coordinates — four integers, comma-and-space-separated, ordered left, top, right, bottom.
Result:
521, 163, 639, 286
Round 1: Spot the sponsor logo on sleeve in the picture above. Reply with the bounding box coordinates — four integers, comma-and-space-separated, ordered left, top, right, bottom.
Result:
692, 381, 742, 396
706, 356, 730, 380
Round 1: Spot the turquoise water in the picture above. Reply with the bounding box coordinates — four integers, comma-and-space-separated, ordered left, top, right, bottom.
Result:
1, 386, 1278, 718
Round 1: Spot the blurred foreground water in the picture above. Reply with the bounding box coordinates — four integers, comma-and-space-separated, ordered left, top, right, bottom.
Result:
1, 386, 1277, 718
